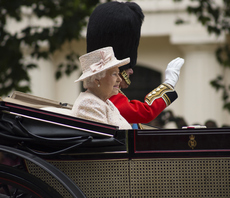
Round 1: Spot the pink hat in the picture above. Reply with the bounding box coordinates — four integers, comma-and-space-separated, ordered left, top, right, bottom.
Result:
75, 47, 130, 82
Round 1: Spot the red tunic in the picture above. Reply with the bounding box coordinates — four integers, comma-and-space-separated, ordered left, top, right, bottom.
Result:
109, 83, 178, 124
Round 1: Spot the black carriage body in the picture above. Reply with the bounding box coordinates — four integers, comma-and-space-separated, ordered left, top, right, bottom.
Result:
1, 100, 230, 197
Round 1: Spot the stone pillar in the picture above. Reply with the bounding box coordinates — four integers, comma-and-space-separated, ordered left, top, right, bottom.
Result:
168, 14, 230, 126
28, 58, 56, 100
178, 44, 228, 126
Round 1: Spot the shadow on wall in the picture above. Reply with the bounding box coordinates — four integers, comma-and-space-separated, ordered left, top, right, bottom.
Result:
147, 112, 230, 129
147, 110, 187, 129
204, 119, 230, 128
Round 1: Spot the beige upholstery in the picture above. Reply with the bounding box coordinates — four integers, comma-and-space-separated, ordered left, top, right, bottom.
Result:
40, 107, 72, 116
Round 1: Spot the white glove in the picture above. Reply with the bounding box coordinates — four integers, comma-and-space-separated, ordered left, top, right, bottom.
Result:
164, 57, 184, 88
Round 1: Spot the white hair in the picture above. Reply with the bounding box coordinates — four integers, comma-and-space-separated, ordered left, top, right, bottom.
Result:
83, 70, 106, 89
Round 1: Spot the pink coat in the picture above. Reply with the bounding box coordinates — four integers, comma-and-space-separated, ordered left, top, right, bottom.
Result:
71, 92, 131, 130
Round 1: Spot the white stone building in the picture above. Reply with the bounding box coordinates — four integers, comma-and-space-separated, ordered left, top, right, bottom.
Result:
7, 0, 230, 127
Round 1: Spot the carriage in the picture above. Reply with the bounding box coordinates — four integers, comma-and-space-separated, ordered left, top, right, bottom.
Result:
0, 92, 230, 198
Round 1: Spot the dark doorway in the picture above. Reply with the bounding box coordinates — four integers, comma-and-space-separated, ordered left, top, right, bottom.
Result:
122, 65, 162, 102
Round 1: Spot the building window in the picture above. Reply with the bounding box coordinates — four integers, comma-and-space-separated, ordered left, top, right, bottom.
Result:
122, 65, 162, 102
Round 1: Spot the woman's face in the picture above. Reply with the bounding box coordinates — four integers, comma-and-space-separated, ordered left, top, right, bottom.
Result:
98, 66, 122, 101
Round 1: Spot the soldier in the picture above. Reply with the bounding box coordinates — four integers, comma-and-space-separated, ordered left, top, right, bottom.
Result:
86, 1, 184, 128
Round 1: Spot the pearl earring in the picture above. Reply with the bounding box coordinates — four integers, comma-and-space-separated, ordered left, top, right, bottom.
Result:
98, 84, 100, 87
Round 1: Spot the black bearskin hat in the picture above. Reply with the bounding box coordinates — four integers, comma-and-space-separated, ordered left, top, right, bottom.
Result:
87, 1, 144, 71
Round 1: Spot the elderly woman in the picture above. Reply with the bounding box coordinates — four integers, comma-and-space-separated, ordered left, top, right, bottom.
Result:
71, 47, 132, 129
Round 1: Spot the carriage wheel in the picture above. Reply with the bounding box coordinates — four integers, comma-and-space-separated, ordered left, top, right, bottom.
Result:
0, 164, 63, 198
